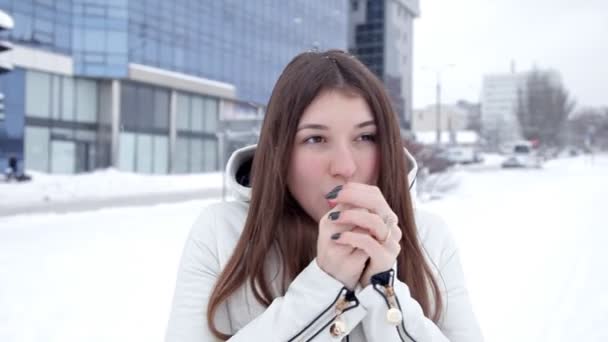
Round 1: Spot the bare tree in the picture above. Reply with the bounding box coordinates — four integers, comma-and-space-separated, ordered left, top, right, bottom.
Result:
568, 107, 608, 150
516, 70, 576, 147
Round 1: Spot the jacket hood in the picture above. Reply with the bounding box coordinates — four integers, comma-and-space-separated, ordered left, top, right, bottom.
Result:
225, 144, 418, 202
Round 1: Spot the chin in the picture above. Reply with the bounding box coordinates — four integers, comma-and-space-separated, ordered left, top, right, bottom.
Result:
306, 205, 325, 223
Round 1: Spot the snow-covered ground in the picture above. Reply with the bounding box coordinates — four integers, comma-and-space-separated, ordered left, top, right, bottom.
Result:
0, 199, 219, 342
1, 154, 607, 341
0, 168, 223, 210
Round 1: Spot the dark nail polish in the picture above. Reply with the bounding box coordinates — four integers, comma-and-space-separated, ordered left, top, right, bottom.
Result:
331, 233, 341, 240
329, 211, 340, 220
325, 185, 343, 199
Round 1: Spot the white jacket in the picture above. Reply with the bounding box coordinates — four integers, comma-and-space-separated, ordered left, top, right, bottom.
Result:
165, 145, 483, 342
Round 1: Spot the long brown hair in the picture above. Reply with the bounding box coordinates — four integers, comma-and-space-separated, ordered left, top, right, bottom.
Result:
207, 50, 443, 339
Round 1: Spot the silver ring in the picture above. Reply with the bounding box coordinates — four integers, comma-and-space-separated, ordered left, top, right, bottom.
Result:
380, 214, 397, 244
380, 228, 392, 244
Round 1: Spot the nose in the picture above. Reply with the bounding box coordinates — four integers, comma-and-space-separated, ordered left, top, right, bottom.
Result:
329, 143, 357, 181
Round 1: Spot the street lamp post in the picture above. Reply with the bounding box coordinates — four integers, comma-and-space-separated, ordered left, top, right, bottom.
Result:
421, 64, 455, 146
435, 76, 441, 145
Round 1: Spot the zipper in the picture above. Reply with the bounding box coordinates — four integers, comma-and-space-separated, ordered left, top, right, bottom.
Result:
371, 270, 417, 342
289, 288, 359, 341
288, 288, 347, 342
304, 294, 359, 341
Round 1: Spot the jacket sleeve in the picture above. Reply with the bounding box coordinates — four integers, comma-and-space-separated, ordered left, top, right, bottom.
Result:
165, 207, 369, 342
355, 226, 484, 341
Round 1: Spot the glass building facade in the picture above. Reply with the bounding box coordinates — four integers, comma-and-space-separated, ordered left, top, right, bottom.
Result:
0, 0, 349, 174
349, 0, 419, 129
0, 0, 348, 104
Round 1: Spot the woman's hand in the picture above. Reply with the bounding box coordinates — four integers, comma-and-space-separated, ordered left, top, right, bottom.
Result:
326, 183, 402, 287
317, 202, 370, 290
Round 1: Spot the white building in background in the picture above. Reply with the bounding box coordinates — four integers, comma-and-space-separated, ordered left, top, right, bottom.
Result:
481, 69, 563, 150
412, 104, 469, 133
480, 73, 527, 149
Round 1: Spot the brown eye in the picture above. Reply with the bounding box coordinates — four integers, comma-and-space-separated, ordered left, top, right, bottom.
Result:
304, 136, 325, 144
357, 134, 376, 142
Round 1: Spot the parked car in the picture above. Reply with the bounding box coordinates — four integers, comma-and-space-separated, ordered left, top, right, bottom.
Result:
501, 141, 542, 168
441, 146, 484, 164
403, 139, 454, 174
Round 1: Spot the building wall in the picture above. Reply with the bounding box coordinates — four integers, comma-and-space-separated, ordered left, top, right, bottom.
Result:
412, 104, 468, 132
0, 0, 348, 105
349, 0, 385, 77
0, 1, 349, 174
384, 0, 418, 128
0, 45, 242, 174
481, 73, 527, 148
348, 0, 418, 128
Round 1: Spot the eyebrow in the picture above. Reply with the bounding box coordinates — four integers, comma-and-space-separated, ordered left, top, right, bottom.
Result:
297, 120, 376, 132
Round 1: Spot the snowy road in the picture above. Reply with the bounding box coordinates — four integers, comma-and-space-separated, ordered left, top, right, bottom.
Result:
1, 155, 607, 341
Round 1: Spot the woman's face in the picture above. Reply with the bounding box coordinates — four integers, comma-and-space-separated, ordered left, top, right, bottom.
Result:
287, 89, 380, 222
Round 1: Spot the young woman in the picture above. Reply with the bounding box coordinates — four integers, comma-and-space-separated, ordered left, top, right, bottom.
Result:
165, 50, 483, 341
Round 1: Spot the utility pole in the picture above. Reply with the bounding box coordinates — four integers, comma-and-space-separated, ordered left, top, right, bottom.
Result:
421, 64, 455, 146
435, 76, 441, 145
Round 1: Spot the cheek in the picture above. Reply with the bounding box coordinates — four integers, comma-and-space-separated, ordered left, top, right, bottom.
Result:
358, 148, 380, 184
291, 152, 327, 186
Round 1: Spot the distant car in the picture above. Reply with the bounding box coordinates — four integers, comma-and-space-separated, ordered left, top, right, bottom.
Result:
441, 146, 483, 164
501, 142, 542, 168
403, 139, 454, 174
417, 147, 455, 173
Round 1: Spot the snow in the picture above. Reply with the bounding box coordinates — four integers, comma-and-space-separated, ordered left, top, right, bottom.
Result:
0, 199, 219, 342
420, 155, 608, 341
414, 130, 480, 145
1, 154, 607, 341
0, 168, 223, 209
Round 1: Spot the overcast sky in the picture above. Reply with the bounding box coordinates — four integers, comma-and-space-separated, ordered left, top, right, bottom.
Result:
413, 0, 608, 110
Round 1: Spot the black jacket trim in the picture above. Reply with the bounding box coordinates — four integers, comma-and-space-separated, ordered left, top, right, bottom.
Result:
371, 269, 419, 342
287, 287, 348, 342
305, 292, 360, 341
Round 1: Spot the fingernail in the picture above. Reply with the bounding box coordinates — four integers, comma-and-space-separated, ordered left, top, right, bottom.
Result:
328, 211, 340, 220
325, 185, 343, 199
331, 233, 341, 240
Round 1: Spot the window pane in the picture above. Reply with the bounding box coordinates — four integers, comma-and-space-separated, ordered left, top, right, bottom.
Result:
25, 126, 50, 172
203, 139, 217, 171
176, 93, 190, 131
173, 136, 189, 173
153, 89, 169, 130
51, 75, 61, 120
136, 134, 153, 173
153, 135, 168, 174
191, 97, 203, 132
75, 79, 98, 123
55, 26, 71, 51
204, 98, 219, 131
137, 86, 154, 130
50, 140, 76, 174
84, 30, 105, 52
62, 77, 75, 121
120, 82, 138, 130
118, 132, 135, 172
106, 31, 127, 54
190, 138, 203, 172
26, 71, 51, 118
